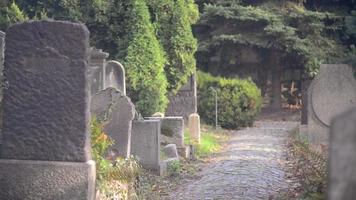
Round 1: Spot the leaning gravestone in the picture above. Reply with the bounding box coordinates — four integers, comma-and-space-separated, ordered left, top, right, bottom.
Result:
0, 21, 95, 200
307, 64, 356, 151
166, 74, 197, 123
105, 60, 126, 95
91, 87, 135, 158
328, 108, 356, 200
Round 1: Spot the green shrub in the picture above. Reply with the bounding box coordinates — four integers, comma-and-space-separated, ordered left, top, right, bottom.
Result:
124, 0, 168, 116
197, 71, 262, 129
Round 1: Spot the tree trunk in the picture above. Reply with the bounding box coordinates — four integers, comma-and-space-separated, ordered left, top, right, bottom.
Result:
270, 51, 282, 110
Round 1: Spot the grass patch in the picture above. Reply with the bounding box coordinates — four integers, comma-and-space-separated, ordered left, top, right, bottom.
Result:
185, 124, 229, 158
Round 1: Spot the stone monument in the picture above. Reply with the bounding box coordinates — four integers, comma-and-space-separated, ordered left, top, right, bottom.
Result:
105, 60, 126, 95
0, 20, 95, 200
89, 48, 109, 95
188, 113, 201, 144
166, 74, 197, 123
307, 64, 356, 151
91, 88, 135, 158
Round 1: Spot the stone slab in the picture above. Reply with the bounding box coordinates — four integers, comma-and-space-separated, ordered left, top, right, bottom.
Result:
0, 159, 96, 200
146, 116, 185, 147
1, 20, 91, 162
308, 64, 356, 150
91, 88, 135, 158
328, 108, 356, 200
131, 120, 161, 171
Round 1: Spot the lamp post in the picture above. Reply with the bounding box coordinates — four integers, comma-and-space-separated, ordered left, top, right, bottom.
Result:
210, 87, 218, 129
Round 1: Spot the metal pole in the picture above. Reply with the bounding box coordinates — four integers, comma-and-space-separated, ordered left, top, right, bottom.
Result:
210, 87, 218, 129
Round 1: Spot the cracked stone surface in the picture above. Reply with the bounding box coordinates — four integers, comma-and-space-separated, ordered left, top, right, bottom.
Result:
169, 121, 299, 200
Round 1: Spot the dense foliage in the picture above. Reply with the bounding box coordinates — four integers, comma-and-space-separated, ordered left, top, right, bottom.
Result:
0, 0, 199, 116
147, 0, 199, 92
197, 71, 262, 129
123, 0, 168, 116
195, 0, 356, 77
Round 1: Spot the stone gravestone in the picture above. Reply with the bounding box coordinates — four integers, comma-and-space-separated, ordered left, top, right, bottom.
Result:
328, 108, 356, 200
89, 48, 109, 95
0, 21, 95, 200
307, 64, 356, 151
166, 74, 197, 123
189, 113, 201, 144
91, 87, 135, 158
105, 60, 126, 95
131, 119, 161, 172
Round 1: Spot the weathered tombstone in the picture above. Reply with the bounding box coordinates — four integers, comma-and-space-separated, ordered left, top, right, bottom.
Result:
105, 60, 126, 95
188, 113, 201, 143
146, 116, 191, 158
307, 64, 356, 151
89, 48, 109, 95
131, 119, 161, 172
166, 74, 197, 123
328, 108, 356, 200
0, 21, 95, 200
146, 116, 184, 147
91, 87, 135, 157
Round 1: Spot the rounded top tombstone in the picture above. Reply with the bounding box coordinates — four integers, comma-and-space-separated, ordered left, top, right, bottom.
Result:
310, 64, 356, 127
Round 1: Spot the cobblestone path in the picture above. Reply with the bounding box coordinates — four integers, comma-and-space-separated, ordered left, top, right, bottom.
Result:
170, 121, 299, 200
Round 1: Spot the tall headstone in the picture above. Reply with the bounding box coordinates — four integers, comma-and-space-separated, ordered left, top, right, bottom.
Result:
89, 48, 109, 95
308, 64, 356, 151
166, 74, 197, 123
91, 88, 135, 157
105, 60, 126, 95
188, 113, 201, 143
0, 21, 95, 200
328, 108, 356, 200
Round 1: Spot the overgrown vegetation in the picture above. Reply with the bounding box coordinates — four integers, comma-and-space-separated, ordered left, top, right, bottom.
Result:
0, 0, 199, 116
91, 117, 141, 199
284, 129, 327, 199
197, 71, 262, 129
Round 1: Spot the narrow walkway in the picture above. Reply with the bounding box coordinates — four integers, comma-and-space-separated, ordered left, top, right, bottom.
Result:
170, 121, 299, 200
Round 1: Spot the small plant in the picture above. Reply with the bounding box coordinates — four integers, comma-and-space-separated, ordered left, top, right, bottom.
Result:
91, 116, 114, 189
91, 117, 142, 199
167, 160, 182, 177
285, 129, 327, 199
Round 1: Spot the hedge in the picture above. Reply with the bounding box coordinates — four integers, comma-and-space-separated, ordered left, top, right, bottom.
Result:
197, 71, 262, 129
